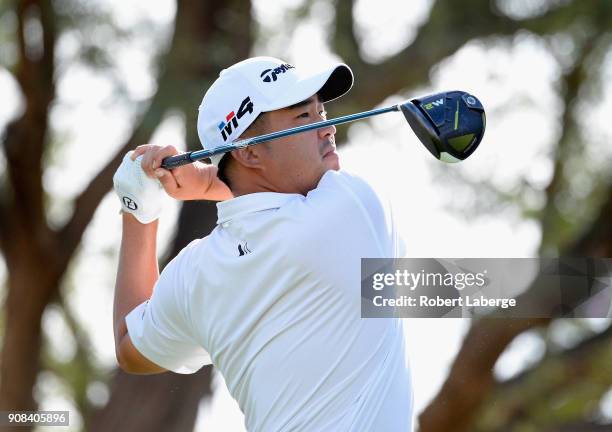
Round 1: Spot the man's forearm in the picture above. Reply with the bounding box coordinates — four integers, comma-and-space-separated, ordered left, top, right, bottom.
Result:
113, 213, 159, 345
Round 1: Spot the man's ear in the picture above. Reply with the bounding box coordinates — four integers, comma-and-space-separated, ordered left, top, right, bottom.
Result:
230, 146, 266, 170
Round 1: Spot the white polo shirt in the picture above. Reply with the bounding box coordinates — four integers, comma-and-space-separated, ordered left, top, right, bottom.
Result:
126, 169, 413, 431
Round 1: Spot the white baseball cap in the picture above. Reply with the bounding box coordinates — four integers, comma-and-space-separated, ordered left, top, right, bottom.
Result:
197, 56, 354, 166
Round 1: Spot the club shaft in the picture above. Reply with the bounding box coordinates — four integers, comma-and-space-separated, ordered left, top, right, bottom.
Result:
161, 104, 399, 169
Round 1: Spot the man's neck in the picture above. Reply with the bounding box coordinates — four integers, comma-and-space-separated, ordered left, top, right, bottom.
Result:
229, 170, 285, 197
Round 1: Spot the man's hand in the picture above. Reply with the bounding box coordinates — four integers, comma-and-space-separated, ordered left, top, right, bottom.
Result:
132, 144, 233, 201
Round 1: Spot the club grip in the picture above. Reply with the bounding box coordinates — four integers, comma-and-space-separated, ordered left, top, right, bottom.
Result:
160, 152, 193, 170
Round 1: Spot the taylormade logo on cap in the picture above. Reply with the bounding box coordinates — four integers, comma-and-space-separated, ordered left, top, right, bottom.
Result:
197, 56, 354, 166
260, 63, 295, 83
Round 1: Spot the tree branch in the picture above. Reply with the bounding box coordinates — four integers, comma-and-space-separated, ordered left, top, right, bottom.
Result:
0, 194, 6, 254
476, 325, 612, 431
56, 92, 167, 267
568, 186, 612, 256
331, 0, 601, 113
1, 0, 56, 249
502, 324, 612, 390
538, 32, 603, 254
332, 0, 361, 66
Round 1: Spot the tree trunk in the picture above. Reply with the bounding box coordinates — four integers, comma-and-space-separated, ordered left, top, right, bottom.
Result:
0, 0, 58, 422
0, 246, 62, 432
0, 274, 48, 411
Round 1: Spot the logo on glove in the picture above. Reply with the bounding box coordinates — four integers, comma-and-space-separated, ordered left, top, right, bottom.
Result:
122, 196, 138, 210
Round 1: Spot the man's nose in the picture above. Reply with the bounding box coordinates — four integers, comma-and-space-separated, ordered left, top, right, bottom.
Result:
318, 122, 336, 139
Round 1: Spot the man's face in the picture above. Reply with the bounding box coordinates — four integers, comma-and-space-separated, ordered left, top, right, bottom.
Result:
256, 95, 339, 195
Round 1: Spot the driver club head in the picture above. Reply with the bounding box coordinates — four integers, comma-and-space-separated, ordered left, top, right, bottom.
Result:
399, 91, 486, 163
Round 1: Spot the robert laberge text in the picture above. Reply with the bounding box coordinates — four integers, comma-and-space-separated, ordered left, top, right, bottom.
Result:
373, 295, 517, 309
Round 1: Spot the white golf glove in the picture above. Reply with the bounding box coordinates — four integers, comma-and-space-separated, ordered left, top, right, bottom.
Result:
113, 151, 164, 224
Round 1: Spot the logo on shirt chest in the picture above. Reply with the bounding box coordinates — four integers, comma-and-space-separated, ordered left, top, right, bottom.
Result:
238, 242, 251, 256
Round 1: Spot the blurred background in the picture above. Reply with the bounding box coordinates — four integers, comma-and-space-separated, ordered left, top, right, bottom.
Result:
1, 0, 611, 431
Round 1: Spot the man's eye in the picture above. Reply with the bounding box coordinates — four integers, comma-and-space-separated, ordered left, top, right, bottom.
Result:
297, 110, 326, 119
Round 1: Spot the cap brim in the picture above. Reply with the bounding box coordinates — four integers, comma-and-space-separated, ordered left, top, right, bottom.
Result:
317, 64, 354, 103
264, 63, 353, 111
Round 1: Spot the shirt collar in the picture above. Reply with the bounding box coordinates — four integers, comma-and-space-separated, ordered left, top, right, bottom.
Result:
216, 192, 302, 225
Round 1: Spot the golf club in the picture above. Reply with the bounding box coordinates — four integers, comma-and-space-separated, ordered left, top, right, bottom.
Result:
160, 90, 486, 169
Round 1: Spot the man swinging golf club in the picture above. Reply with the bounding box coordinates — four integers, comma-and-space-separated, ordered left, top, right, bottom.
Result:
113, 57, 413, 431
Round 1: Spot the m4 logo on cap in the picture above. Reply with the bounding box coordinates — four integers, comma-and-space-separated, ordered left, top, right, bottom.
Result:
218, 96, 254, 141
260, 64, 294, 83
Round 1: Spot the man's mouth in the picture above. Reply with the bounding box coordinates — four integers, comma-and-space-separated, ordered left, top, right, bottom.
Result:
322, 143, 337, 157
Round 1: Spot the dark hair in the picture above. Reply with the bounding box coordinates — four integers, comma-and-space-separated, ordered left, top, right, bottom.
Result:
216, 113, 267, 189
217, 153, 232, 188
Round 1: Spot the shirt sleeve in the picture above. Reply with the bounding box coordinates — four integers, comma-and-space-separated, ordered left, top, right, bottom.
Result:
125, 247, 212, 374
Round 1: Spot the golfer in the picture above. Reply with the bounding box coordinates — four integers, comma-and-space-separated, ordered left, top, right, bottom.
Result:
113, 57, 413, 431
